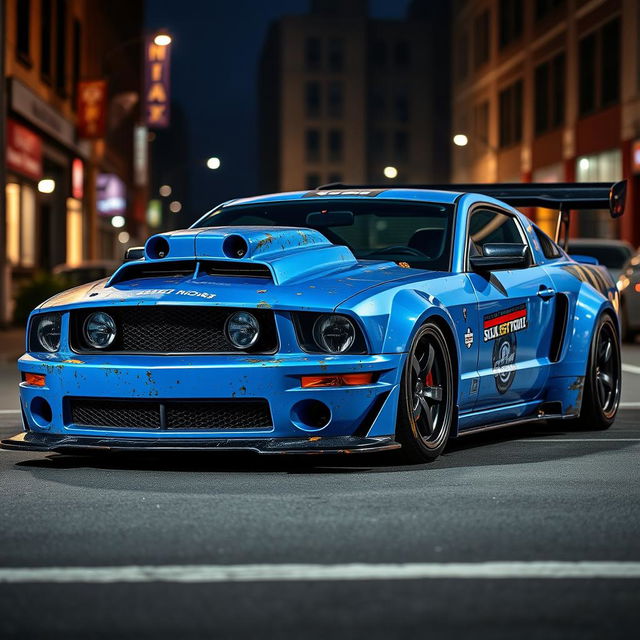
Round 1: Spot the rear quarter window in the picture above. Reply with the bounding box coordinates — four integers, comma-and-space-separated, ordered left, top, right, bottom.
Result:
533, 226, 561, 259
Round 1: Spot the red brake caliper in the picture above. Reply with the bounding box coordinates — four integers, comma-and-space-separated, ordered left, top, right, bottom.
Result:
425, 371, 434, 387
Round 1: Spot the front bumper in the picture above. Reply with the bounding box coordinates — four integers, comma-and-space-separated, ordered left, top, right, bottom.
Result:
12, 351, 403, 444
1, 431, 400, 454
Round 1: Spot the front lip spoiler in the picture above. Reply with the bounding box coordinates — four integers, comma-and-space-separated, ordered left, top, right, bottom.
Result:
0, 432, 401, 455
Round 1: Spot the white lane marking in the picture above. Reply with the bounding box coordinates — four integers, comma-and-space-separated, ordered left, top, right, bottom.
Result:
622, 363, 640, 375
1, 562, 640, 584
521, 438, 640, 442
0, 410, 20, 414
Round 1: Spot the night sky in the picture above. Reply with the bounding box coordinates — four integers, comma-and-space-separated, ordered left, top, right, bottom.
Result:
145, 0, 413, 225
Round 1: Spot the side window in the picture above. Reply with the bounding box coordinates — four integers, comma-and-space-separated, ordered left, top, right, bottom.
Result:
532, 225, 561, 259
468, 208, 525, 253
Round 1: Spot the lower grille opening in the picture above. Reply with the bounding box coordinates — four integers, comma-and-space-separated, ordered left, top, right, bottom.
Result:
68, 398, 273, 431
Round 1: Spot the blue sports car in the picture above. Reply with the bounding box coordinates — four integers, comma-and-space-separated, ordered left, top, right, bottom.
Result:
1, 182, 626, 463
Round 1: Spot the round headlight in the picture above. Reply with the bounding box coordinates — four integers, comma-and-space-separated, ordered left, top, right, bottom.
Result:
84, 312, 117, 349
313, 314, 356, 353
226, 311, 260, 348
35, 314, 61, 353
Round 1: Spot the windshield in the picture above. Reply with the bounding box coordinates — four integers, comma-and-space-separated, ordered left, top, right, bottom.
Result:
193, 200, 455, 271
567, 243, 632, 269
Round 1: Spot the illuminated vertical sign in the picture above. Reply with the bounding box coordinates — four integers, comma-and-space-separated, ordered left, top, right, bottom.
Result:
77, 80, 108, 138
145, 37, 171, 128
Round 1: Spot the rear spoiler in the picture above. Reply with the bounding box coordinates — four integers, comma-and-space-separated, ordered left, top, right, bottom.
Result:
318, 180, 627, 249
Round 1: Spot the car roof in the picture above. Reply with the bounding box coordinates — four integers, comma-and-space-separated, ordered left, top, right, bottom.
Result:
221, 188, 463, 208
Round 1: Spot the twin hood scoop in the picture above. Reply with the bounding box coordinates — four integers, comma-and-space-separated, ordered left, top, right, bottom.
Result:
108, 226, 358, 286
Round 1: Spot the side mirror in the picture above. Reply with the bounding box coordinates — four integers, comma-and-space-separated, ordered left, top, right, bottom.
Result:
123, 246, 145, 263
470, 243, 529, 271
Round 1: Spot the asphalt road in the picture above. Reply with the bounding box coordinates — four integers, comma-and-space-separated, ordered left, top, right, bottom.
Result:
1, 348, 639, 639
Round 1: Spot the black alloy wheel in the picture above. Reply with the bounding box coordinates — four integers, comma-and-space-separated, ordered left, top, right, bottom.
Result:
576, 314, 621, 429
396, 322, 455, 463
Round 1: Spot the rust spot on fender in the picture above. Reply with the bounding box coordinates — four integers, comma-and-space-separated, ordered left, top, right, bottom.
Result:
257, 289, 267, 294
63, 359, 84, 364
257, 301, 271, 309
256, 233, 274, 250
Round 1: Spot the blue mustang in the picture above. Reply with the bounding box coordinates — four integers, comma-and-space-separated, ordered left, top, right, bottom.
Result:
1, 182, 626, 463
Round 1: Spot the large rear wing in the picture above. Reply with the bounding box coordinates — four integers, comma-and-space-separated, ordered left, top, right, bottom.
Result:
318, 180, 627, 248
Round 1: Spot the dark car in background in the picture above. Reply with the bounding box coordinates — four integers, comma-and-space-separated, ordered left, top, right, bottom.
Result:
567, 239, 634, 282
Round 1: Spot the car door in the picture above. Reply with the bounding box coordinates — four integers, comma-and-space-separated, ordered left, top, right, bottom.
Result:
466, 206, 557, 411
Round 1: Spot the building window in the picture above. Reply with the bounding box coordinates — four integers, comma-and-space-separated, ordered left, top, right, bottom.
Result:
305, 37, 322, 71
40, 0, 52, 81
457, 31, 469, 80
499, 80, 523, 148
327, 37, 344, 72
328, 129, 343, 162
327, 82, 343, 117
306, 129, 320, 162
499, 0, 523, 48
306, 173, 321, 190
535, 0, 565, 21
394, 131, 409, 162
16, 0, 32, 64
473, 100, 489, 147
369, 129, 386, 155
305, 82, 321, 118
6, 182, 36, 268
395, 41, 411, 68
394, 89, 409, 123
579, 18, 620, 116
369, 89, 386, 118
534, 53, 565, 135
55, 0, 68, 95
66, 198, 83, 267
369, 40, 387, 67
473, 10, 490, 68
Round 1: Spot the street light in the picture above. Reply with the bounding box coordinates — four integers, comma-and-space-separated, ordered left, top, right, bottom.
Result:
153, 32, 172, 47
453, 134, 469, 147
159, 184, 172, 197
207, 157, 221, 170
37, 179, 56, 194
383, 166, 398, 179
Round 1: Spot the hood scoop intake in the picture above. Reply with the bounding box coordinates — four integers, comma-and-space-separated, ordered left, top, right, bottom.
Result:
108, 227, 357, 287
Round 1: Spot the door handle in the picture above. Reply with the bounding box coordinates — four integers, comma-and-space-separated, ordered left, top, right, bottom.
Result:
537, 287, 556, 300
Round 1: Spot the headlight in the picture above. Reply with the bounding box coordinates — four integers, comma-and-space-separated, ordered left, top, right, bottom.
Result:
313, 314, 356, 353
33, 314, 62, 352
84, 311, 117, 349
226, 311, 260, 348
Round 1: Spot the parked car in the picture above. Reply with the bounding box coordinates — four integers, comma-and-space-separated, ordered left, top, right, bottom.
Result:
53, 261, 120, 288
617, 250, 640, 342
567, 239, 633, 282
2, 182, 626, 463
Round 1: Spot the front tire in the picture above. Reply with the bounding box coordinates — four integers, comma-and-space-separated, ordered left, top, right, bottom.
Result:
396, 322, 455, 463
576, 314, 621, 430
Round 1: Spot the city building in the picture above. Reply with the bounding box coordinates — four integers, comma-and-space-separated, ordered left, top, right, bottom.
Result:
258, 0, 451, 193
1, 0, 144, 323
451, 0, 640, 243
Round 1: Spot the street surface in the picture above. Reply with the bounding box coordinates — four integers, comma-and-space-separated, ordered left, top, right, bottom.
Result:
1, 345, 639, 638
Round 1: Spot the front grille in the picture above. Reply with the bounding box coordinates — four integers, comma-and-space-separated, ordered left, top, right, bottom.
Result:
70, 306, 278, 353
68, 398, 273, 431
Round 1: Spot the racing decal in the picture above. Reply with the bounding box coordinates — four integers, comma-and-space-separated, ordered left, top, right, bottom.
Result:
302, 189, 386, 198
464, 327, 474, 349
493, 334, 517, 394
462, 307, 468, 321
483, 303, 528, 342
470, 378, 479, 394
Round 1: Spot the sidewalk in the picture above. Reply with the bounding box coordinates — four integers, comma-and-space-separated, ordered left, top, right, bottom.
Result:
0, 327, 25, 364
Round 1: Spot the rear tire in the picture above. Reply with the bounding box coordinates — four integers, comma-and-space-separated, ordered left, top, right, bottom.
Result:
575, 314, 621, 430
395, 322, 455, 463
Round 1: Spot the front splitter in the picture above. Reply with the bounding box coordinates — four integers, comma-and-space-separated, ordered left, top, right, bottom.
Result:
1, 431, 401, 455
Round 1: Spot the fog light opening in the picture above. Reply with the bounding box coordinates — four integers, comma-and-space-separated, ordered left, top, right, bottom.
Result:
291, 399, 331, 431
30, 396, 53, 427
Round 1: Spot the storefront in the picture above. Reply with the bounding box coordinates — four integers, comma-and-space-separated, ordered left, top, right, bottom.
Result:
5, 79, 89, 289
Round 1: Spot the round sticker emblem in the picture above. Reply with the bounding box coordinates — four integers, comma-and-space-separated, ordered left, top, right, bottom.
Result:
492, 334, 516, 394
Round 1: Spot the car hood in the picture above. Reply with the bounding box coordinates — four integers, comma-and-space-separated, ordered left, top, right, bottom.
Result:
38, 227, 435, 313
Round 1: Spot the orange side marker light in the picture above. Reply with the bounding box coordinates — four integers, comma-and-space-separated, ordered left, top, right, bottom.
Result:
23, 373, 46, 387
